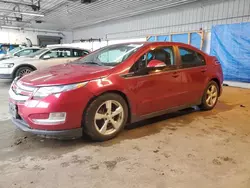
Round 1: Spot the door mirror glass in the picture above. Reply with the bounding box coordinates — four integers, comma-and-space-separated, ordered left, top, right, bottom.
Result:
43, 55, 51, 60
147, 60, 166, 68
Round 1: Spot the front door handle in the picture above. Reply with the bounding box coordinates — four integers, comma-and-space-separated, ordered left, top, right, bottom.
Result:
201, 68, 207, 73
172, 72, 180, 78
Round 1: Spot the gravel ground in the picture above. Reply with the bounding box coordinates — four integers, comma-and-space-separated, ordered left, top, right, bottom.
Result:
0, 80, 250, 188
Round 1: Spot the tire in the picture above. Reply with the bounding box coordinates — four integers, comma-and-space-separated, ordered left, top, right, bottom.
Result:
83, 93, 128, 141
14, 66, 34, 78
199, 81, 219, 111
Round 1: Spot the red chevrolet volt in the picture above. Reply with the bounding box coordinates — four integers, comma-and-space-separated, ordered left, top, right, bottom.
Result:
9, 42, 223, 141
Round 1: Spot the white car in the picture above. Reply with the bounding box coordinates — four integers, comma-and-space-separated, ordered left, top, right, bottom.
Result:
0, 46, 90, 80
0, 47, 41, 61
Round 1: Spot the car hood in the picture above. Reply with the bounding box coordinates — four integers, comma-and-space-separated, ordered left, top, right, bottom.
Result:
0, 56, 39, 64
0, 54, 9, 60
20, 63, 113, 86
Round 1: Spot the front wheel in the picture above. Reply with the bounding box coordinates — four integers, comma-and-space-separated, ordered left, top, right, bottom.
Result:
83, 93, 128, 141
199, 81, 219, 111
14, 66, 33, 78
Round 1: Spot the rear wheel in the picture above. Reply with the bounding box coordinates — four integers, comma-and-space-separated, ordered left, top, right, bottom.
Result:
14, 66, 34, 78
83, 93, 128, 141
199, 81, 219, 110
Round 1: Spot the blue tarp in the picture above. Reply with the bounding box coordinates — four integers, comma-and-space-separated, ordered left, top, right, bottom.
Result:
210, 23, 250, 82
147, 36, 156, 42
190, 33, 201, 50
172, 33, 188, 44
157, 35, 170, 41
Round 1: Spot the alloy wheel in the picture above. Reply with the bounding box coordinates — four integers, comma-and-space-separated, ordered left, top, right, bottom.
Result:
94, 100, 124, 135
18, 68, 32, 77
206, 84, 218, 107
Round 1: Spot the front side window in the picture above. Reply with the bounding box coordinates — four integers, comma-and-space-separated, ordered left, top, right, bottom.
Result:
42, 48, 71, 59
72, 49, 89, 57
74, 43, 143, 66
130, 46, 175, 73
179, 47, 205, 67
28, 48, 49, 58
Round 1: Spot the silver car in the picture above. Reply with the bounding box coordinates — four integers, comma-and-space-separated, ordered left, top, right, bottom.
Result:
0, 46, 90, 80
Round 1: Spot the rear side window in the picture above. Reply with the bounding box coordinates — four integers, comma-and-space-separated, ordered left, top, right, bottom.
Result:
42, 48, 71, 59
179, 47, 205, 67
72, 49, 89, 57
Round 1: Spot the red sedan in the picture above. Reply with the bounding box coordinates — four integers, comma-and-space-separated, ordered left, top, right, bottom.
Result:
9, 42, 223, 141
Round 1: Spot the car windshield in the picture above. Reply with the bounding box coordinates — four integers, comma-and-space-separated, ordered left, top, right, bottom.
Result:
9, 47, 23, 55
74, 43, 144, 66
27, 48, 49, 58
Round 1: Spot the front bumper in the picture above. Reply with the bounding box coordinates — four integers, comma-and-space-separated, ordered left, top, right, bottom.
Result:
9, 82, 95, 137
0, 74, 13, 79
12, 118, 83, 138
0, 67, 14, 79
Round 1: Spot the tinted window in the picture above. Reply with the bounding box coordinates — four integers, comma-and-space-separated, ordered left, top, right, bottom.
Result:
179, 48, 205, 67
72, 49, 89, 57
131, 47, 175, 72
42, 48, 71, 59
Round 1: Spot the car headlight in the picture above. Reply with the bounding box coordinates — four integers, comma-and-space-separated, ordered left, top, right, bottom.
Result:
0, 63, 14, 68
33, 82, 88, 98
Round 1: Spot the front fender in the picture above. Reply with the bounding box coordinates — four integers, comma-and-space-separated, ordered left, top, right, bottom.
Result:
12, 64, 37, 75
86, 77, 137, 115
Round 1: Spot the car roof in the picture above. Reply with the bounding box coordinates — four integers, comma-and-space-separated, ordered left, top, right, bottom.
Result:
109, 41, 197, 46
19, 47, 41, 50
120, 41, 195, 45
47, 46, 90, 51
111, 41, 205, 54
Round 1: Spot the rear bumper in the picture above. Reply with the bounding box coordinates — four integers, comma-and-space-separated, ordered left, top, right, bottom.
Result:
0, 74, 13, 79
12, 118, 83, 138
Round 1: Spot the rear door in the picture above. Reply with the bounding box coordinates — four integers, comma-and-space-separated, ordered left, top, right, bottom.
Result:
177, 46, 208, 105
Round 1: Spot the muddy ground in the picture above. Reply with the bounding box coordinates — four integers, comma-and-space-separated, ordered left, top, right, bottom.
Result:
0, 80, 250, 188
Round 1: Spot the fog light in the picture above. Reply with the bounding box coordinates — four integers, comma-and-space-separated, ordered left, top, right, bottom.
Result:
32, 112, 66, 125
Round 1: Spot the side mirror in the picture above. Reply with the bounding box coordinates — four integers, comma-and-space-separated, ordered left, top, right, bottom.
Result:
43, 55, 50, 60
147, 60, 166, 68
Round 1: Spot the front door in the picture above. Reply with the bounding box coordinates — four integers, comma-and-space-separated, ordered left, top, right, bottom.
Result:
123, 46, 183, 116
